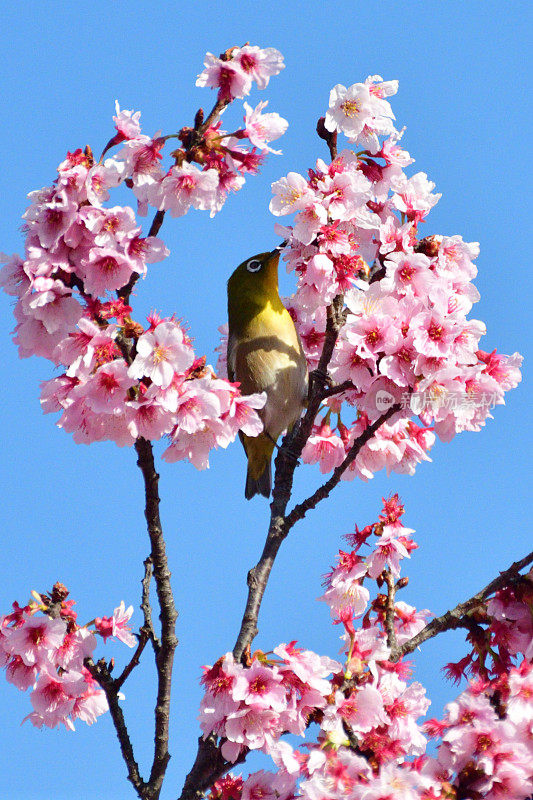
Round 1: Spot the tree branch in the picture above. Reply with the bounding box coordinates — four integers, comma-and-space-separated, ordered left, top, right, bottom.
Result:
141, 556, 161, 655
85, 441, 179, 800
383, 571, 398, 653
85, 657, 147, 797
179, 734, 246, 800
113, 558, 159, 689
134, 437, 179, 799
391, 549, 533, 661
285, 403, 402, 530
118, 211, 166, 305
114, 629, 150, 690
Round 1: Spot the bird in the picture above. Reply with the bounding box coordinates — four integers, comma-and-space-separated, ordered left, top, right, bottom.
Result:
227, 248, 308, 499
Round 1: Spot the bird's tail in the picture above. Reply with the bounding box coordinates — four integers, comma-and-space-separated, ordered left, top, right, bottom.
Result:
242, 433, 275, 500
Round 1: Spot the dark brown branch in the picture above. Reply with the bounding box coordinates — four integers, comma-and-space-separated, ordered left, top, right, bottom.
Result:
85, 657, 146, 797
383, 571, 398, 652
112, 559, 158, 689
85, 442, 179, 800
179, 734, 246, 800
285, 403, 402, 530
141, 556, 161, 654
391, 550, 533, 661
232, 510, 288, 661
320, 379, 355, 398
114, 629, 150, 690
197, 97, 230, 135
118, 211, 166, 305
134, 437, 178, 798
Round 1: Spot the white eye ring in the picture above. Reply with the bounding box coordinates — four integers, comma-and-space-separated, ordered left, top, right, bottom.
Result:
246, 258, 262, 273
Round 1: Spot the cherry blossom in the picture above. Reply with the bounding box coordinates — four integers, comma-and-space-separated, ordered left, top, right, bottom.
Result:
113, 100, 142, 141
149, 163, 219, 218
94, 601, 136, 647
243, 101, 288, 153
128, 320, 195, 388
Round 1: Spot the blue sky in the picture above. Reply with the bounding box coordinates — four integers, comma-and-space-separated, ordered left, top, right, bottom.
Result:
0, 2, 531, 798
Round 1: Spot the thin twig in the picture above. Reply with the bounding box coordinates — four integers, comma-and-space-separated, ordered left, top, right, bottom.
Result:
111, 555, 160, 689
285, 403, 402, 530
85, 657, 146, 797
114, 629, 150, 690
118, 211, 166, 305
391, 550, 533, 661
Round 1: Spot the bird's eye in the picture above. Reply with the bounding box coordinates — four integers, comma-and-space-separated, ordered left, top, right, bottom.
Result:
246, 259, 262, 273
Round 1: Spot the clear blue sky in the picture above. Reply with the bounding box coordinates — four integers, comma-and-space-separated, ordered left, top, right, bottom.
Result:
1, 2, 531, 798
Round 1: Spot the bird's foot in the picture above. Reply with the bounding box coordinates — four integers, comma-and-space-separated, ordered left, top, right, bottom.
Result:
309, 368, 332, 399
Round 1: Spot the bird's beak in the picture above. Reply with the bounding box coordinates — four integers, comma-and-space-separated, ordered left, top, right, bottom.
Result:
269, 240, 287, 258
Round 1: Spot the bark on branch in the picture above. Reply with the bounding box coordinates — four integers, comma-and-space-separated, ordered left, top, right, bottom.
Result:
391, 549, 533, 661
134, 437, 179, 798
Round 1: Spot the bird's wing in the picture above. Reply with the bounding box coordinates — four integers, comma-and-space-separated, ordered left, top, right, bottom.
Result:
232, 335, 308, 438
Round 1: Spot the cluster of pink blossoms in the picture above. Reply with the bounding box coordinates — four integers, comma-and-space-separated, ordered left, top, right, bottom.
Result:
0, 45, 291, 465
202, 496, 533, 800
267, 75, 522, 481
0, 585, 135, 730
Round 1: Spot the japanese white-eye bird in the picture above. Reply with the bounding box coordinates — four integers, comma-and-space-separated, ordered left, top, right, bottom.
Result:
227, 249, 308, 499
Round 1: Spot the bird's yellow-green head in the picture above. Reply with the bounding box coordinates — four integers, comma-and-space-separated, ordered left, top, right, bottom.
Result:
227, 249, 285, 332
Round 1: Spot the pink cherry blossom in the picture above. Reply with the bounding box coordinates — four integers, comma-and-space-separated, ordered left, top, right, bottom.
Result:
232, 661, 286, 712
94, 601, 136, 647
22, 189, 78, 251
150, 163, 219, 218
302, 422, 346, 473
233, 45, 285, 89
5, 655, 39, 691
270, 172, 317, 216
79, 247, 138, 296
243, 101, 288, 154
113, 100, 142, 140
22, 277, 83, 334
6, 614, 66, 668
27, 665, 86, 730
391, 171, 441, 221
196, 53, 250, 101
324, 83, 375, 140
80, 359, 135, 413
85, 158, 124, 207
128, 320, 194, 388
70, 667, 109, 725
